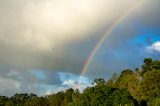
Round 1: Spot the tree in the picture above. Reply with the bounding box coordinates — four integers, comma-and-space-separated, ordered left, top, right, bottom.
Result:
10, 93, 30, 105
0, 96, 8, 106
47, 91, 65, 106
115, 69, 142, 102
141, 58, 153, 76
5, 100, 15, 106
70, 89, 80, 106
139, 70, 160, 102
144, 58, 153, 66
72, 83, 136, 106
152, 60, 160, 70
111, 89, 135, 106
92, 78, 105, 86
63, 88, 74, 105
115, 69, 133, 88
106, 73, 118, 87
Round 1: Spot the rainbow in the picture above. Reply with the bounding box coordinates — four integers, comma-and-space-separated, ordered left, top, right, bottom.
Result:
79, 0, 144, 81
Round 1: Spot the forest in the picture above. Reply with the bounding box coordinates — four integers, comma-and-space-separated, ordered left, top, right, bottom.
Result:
0, 58, 160, 106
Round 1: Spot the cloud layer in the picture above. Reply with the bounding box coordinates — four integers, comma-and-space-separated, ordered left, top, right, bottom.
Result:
0, 0, 140, 72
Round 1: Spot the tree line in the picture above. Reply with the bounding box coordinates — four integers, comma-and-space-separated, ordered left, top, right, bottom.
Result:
0, 58, 160, 106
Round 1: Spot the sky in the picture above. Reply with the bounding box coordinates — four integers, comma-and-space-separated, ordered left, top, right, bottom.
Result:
0, 0, 160, 96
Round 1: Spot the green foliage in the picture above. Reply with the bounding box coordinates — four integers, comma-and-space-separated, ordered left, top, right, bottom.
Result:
0, 96, 8, 106
147, 98, 160, 106
92, 78, 105, 86
152, 60, 160, 70
4, 100, 15, 106
106, 73, 118, 87
115, 69, 142, 101
63, 88, 74, 105
47, 91, 65, 106
140, 70, 160, 101
141, 58, 160, 76
72, 85, 135, 106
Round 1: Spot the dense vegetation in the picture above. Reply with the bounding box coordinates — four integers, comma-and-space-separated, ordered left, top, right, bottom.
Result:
1, 58, 160, 106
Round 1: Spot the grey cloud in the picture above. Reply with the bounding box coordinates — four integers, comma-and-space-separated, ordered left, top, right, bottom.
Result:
0, 77, 21, 97
0, 0, 139, 73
